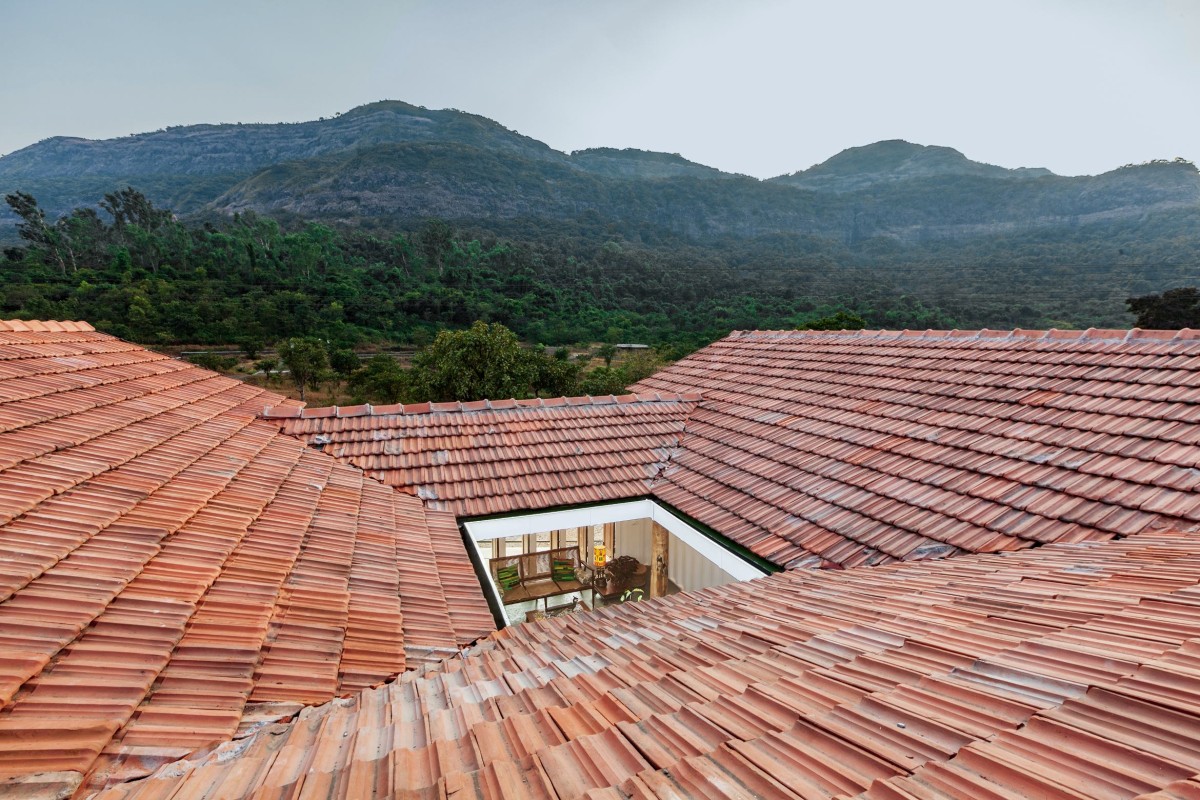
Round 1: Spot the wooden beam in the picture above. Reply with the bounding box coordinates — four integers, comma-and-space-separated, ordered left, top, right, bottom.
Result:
651, 521, 669, 598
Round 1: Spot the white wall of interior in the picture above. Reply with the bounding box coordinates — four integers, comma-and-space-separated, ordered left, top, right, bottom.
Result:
611, 520, 732, 591
615, 518, 652, 564
668, 532, 732, 590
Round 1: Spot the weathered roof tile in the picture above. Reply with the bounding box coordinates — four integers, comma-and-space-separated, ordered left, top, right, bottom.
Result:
88, 530, 1200, 800
0, 322, 493, 794
274, 395, 699, 519
631, 329, 1200, 566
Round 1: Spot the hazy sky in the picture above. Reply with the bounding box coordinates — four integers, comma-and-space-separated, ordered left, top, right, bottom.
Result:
3, 0, 1197, 178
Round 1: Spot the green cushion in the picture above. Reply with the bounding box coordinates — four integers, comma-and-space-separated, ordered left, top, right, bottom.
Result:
551, 558, 576, 583
496, 564, 521, 591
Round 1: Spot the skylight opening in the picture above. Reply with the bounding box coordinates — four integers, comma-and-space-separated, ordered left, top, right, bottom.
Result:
460, 499, 770, 626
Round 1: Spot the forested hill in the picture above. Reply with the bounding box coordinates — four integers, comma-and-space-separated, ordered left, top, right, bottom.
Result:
0, 102, 559, 225
206, 141, 1200, 245
770, 140, 1056, 191
0, 101, 561, 178
2, 100, 1198, 246
3, 101, 1199, 336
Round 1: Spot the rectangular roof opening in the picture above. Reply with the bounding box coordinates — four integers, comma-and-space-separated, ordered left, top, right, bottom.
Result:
461, 499, 772, 626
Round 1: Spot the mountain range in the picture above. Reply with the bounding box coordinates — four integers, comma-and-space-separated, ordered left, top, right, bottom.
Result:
3, 100, 1198, 246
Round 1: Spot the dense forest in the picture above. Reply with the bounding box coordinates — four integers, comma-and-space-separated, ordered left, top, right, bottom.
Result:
1, 189, 955, 354
4, 185, 1198, 405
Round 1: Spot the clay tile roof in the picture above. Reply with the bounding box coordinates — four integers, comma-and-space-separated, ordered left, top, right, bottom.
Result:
272, 394, 702, 518
260, 404, 302, 418
87, 529, 1200, 800
11, 322, 1200, 800
277, 329, 1200, 571
628, 328, 1200, 569
0, 319, 94, 333
0, 323, 493, 797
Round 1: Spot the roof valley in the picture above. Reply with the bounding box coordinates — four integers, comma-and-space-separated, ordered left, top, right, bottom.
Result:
338, 474, 406, 695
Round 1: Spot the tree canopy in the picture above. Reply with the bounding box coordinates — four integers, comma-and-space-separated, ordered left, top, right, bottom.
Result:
408, 321, 539, 402
277, 337, 328, 401
797, 310, 868, 331
1127, 288, 1200, 330
6, 186, 1184, 365
0, 188, 961, 355
348, 355, 408, 404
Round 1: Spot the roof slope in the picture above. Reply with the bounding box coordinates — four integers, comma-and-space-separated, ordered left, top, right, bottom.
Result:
0, 322, 493, 798
90, 529, 1200, 800
273, 329, 1200, 572
269, 394, 699, 518
633, 328, 1200, 568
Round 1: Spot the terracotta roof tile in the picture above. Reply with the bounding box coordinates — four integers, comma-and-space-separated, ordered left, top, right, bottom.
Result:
276, 329, 1200, 571
0, 323, 493, 795
626, 329, 1200, 566
87, 530, 1200, 800
273, 395, 699, 518
13, 323, 1200, 799
0, 319, 93, 333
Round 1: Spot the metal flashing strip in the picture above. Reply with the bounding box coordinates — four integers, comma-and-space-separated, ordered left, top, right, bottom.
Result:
459, 532, 509, 630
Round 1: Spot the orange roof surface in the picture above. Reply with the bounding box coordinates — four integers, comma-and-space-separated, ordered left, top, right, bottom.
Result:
0, 322, 493, 798
633, 328, 1200, 568
268, 394, 699, 518
89, 529, 1200, 800
274, 329, 1200, 572
10, 322, 1200, 800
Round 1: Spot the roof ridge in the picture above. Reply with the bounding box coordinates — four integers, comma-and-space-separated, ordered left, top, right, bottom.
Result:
263, 392, 704, 419
726, 327, 1200, 343
0, 319, 96, 333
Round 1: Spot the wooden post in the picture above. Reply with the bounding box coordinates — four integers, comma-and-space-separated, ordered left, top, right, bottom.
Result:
651, 522, 669, 598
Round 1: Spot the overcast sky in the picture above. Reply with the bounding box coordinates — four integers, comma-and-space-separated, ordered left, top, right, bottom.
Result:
2, 0, 1197, 178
